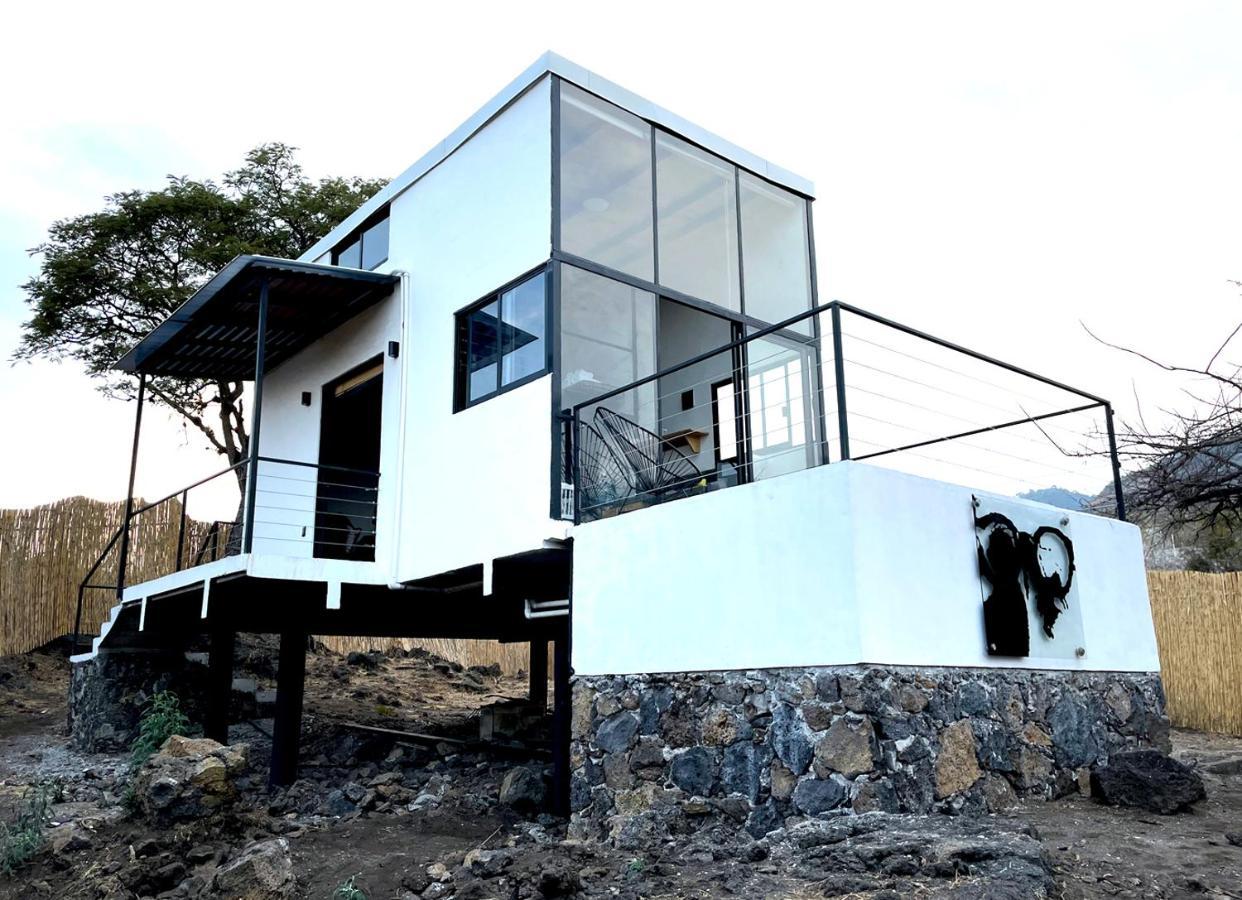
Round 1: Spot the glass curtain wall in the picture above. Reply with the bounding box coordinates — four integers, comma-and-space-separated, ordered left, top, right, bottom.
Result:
557, 80, 813, 329
655, 133, 740, 311
559, 84, 654, 281
559, 265, 657, 428
555, 79, 822, 515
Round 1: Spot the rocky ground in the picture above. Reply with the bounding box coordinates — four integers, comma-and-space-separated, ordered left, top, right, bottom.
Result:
0, 642, 1239, 899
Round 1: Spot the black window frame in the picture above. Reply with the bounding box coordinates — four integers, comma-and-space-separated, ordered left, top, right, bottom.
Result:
453, 265, 552, 412
331, 205, 391, 271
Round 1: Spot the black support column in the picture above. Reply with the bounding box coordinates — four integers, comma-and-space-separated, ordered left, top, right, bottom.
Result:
205, 625, 234, 744
529, 640, 548, 711
270, 630, 307, 787
550, 630, 571, 817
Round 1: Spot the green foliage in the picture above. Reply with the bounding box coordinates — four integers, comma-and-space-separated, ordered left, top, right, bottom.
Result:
0, 782, 60, 876
333, 874, 367, 899
15, 143, 386, 462
130, 690, 192, 770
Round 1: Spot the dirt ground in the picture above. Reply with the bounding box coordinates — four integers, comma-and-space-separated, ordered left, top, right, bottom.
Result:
0, 642, 1239, 899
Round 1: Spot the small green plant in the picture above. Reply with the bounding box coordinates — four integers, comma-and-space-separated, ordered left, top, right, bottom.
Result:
333, 874, 367, 899
130, 690, 192, 769
0, 781, 59, 876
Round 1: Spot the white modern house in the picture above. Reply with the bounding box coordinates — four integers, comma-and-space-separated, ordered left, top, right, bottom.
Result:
74, 54, 1163, 823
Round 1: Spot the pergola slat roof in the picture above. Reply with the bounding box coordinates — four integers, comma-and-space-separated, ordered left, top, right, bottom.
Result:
114, 255, 400, 379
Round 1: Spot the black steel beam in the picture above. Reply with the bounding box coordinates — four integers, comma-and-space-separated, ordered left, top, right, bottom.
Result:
550, 630, 571, 817
205, 625, 234, 744
270, 629, 307, 787
529, 640, 548, 711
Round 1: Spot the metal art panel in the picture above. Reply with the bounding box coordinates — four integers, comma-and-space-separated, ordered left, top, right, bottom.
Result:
974, 495, 1085, 660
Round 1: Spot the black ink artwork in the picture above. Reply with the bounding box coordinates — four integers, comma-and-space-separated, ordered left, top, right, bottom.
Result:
975, 510, 1075, 657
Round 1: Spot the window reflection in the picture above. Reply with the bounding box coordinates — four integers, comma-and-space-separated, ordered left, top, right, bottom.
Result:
739, 173, 812, 331
559, 265, 657, 428
559, 84, 654, 281
656, 133, 739, 311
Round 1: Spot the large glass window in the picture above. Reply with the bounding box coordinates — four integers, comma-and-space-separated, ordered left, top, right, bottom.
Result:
360, 216, 389, 270
455, 271, 548, 410
739, 173, 812, 331
500, 275, 546, 385
656, 133, 740, 311
559, 265, 657, 428
559, 84, 654, 281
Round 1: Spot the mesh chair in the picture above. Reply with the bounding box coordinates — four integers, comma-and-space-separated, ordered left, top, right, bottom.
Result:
575, 421, 633, 520
594, 406, 703, 503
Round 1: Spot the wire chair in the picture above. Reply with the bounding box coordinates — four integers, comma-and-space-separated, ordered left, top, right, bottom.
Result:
576, 422, 634, 520
594, 407, 703, 504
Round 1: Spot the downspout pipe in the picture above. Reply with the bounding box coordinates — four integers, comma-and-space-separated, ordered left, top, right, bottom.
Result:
388, 269, 412, 589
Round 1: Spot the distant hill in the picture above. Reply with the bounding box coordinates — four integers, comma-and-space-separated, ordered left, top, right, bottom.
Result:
1018, 486, 1092, 510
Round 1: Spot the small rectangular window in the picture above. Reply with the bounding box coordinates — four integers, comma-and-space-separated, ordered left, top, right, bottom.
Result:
361, 216, 389, 270
335, 238, 362, 268
455, 271, 548, 410
331, 207, 390, 269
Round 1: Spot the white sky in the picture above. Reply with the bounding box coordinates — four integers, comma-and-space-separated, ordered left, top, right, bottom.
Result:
1, 0, 1240, 510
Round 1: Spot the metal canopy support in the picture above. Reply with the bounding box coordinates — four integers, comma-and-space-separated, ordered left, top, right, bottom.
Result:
270, 629, 307, 787
115, 374, 147, 600
205, 626, 235, 744
529, 640, 548, 710
242, 278, 270, 554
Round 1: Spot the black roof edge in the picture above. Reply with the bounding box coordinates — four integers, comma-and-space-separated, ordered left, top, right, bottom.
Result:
114, 255, 400, 374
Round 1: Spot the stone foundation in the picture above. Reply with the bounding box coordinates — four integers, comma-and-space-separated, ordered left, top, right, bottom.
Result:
568, 665, 1168, 845
70, 650, 221, 752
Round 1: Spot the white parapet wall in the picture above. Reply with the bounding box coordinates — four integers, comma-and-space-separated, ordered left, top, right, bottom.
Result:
571, 460, 1159, 677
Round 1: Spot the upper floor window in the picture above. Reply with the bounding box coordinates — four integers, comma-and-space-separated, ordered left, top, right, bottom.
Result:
332, 208, 390, 270
556, 81, 813, 328
559, 83, 654, 282
454, 270, 549, 410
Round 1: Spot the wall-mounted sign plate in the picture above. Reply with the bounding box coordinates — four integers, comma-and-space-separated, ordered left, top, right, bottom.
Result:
974, 494, 1085, 660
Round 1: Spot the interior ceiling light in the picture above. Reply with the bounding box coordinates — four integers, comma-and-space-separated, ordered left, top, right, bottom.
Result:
582, 197, 610, 213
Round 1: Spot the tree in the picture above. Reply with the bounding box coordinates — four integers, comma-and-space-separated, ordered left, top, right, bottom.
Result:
1088, 281, 1242, 544
15, 144, 385, 483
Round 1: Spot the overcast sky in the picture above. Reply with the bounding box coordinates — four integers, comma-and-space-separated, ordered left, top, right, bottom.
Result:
1, 1, 1239, 510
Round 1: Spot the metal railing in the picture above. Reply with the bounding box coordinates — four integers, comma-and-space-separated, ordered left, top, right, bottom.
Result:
562, 300, 1124, 525
72, 455, 379, 654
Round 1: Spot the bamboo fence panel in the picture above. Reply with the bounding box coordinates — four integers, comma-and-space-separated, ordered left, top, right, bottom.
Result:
0, 497, 530, 673
1147, 570, 1242, 736
0, 496, 223, 657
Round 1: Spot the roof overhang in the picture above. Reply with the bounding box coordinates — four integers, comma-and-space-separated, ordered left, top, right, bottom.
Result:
114, 256, 399, 379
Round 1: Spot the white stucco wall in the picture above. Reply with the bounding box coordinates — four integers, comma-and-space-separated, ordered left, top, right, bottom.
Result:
254, 297, 401, 565
250, 77, 559, 585
571, 461, 1159, 676
389, 76, 560, 583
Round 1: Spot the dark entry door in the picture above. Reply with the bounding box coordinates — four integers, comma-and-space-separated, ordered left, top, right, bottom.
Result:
314, 358, 383, 560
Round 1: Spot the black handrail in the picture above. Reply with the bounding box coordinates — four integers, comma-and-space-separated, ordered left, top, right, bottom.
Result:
73, 455, 384, 655
567, 298, 1125, 525
130, 459, 249, 517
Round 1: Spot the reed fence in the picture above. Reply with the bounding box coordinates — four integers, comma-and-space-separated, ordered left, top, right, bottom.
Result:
1147, 570, 1242, 736
0, 496, 533, 674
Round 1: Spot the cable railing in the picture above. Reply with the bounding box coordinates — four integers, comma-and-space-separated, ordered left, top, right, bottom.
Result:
561, 300, 1125, 525
72, 455, 379, 654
